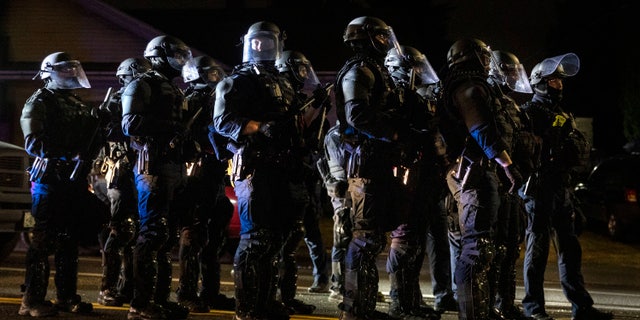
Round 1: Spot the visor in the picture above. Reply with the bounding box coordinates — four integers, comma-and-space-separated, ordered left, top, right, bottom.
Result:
242, 31, 282, 63
299, 63, 322, 96
49, 60, 91, 89
168, 49, 193, 71
504, 62, 533, 93
538, 53, 580, 79
490, 51, 532, 93
384, 27, 403, 57
182, 59, 200, 82
413, 56, 440, 85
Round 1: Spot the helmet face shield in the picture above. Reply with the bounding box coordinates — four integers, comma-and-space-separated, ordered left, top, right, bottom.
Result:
373, 26, 402, 56
504, 62, 533, 93
242, 31, 282, 63
297, 62, 321, 95
530, 52, 580, 85
542, 53, 580, 78
490, 51, 532, 93
48, 60, 91, 89
205, 68, 225, 83
167, 48, 193, 71
182, 59, 200, 83
412, 56, 440, 85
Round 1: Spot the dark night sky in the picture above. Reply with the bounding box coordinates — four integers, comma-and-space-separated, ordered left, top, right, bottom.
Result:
111, 0, 639, 156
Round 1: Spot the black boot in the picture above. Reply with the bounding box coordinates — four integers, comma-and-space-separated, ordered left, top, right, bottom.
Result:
53, 294, 93, 313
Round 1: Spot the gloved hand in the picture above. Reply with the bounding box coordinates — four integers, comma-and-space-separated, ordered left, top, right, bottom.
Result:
311, 85, 329, 109
258, 121, 280, 139
325, 178, 348, 199
503, 164, 524, 194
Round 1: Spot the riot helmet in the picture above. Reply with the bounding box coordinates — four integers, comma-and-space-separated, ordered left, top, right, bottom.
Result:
182, 55, 227, 85
488, 50, 532, 93
343, 16, 402, 57
116, 57, 151, 86
36, 51, 91, 89
144, 35, 193, 71
241, 21, 286, 63
275, 50, 321, 93
529, 52, 579, 85
446, 38, 492, 71
530, 53, 579, 99
384, 45, 440, 87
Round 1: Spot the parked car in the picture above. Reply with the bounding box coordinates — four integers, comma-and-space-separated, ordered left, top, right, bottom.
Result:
0, 141, 33, 263
574, 153, 640, 242
225, 184, 240, 240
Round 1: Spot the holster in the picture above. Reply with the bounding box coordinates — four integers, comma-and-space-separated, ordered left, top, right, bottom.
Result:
455, 155, 484, 191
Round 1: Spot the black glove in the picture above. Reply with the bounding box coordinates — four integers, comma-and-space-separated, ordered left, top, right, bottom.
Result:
503, 164, 524, 194
258, 121, 280, 139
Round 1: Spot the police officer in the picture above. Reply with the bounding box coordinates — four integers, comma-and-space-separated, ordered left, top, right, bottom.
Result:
381, 44, 445, 320
275, 49, 330, 314
175, 55, 235, 313
520, 53, 612, 320
335, 16, 412, 320
19, 52, 100, 317
212, 21, 300, 320
441, 38, 523, 319
121, 35, 193, 320
486, 50, 536, 320
96, 57, 150, 307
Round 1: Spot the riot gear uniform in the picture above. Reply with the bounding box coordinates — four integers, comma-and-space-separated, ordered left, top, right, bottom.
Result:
382, 45, 450, 319
520, 53, 611, 320
275, 50, 328, 313
121, 35, 192, 320
335, 16, 409, 320
19, 52, 102, 317
174, 55, 235, 313
486, 50, 534, 320
213, 21, 300, 320
441, 38, 523, 319
96, 57, 150, 307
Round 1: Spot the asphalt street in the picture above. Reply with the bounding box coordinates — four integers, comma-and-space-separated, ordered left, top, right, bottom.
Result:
0, 221, 639, 319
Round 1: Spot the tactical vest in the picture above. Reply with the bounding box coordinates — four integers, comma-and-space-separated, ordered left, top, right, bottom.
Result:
34, 88, 101, 159
523, 100, 589, 170
232, 63, 301, 152
442, 70, 503, 161
490, 85, 544, 177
